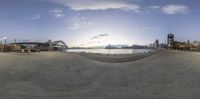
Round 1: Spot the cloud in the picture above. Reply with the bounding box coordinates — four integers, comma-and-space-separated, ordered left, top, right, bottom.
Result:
68, 21, 93, 30
50, 0, 140, 11
28, 14, 40, 20
90, 33, 108, 40
87, 41, 95, 44
51, 9, 63, 13
149, 6, 160, 10
68, 17, 93, 30
162, 5, 188, 14
51, 9, 65, 19
49, 0, 189, 15
86, 41, 101, 45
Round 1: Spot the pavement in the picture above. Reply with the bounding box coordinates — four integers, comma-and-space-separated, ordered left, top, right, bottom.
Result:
0, 51, 200, 99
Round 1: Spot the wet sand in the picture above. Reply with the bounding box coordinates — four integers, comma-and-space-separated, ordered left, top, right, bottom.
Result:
0, 50, 200, 99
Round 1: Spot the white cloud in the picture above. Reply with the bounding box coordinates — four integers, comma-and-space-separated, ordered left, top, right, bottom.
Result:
49, 0, 189, 15
51, 9, 63, 13
50, 0, 140, 11
28, 14, 40, 20
68, 17, 93, 30
162, 5, 188, 14
51, 9, 65, 19
54, 13, 65, 19
149, 6, 160, 10
68, 21, 93, 30
90, 33, 109, 40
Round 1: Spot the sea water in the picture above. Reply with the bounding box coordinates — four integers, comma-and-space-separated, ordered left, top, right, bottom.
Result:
66, 49, 153, 54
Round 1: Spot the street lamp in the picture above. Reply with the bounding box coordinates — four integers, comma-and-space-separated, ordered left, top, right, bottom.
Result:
3, 37, 7, 52
3, 37, 7, 45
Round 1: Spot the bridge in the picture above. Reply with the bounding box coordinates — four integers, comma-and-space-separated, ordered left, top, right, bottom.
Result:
10, 40, 68, 51
51, 40, 68, 50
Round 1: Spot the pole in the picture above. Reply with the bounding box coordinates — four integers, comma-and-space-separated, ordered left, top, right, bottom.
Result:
3, 37, 7, 52
5, 38, 6, 45
4, 38, 6, 52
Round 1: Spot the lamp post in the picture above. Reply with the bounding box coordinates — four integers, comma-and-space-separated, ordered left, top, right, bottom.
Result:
3, 37, 7, 52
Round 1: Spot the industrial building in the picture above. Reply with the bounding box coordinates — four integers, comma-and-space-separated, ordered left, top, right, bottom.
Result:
167, 33, 200, 51
0, 44, 21, 52
167, 34, 175, 49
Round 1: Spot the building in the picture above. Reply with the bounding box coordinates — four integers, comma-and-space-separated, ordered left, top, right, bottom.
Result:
167, 33, 191, 50
155, 39, 159, 48
105, 44, 118, 49
0, 44, 21, 52
193, 41, 200, 47
167, 34, 175, 49
166, 33, 199, 51
132, 45, 147, 49
174, 41, 190, 50
192, 41, 200, 51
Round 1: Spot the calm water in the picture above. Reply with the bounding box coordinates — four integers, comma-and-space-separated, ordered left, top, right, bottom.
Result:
66, 49, 153, 54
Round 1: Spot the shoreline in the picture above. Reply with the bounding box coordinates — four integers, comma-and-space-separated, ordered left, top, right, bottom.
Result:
0, 49, 158, 63
77, 50, 159, 63
1, 49, 199, 63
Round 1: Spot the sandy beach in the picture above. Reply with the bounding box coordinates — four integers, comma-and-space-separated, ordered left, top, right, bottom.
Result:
0, 50, 200, 99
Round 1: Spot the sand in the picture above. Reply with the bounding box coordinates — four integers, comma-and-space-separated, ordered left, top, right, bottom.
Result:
0, 50, 200, 99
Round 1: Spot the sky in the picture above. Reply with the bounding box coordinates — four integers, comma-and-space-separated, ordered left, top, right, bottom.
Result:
0, 0, 200, 47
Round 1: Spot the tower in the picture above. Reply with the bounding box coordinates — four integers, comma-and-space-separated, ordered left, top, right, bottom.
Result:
167, 33, 174, 49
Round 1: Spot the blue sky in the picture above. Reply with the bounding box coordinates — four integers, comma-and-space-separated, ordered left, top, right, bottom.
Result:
0, 0, 200, 47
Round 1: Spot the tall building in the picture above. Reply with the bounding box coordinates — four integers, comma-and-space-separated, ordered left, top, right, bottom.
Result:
155, 39, 159, 48
167, 34, 175, 49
